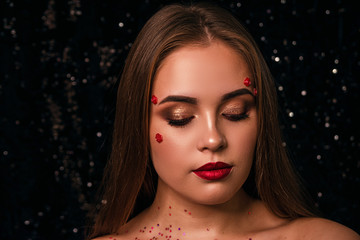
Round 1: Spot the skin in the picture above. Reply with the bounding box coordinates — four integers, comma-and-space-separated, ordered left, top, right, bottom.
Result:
94, 41, 360, 240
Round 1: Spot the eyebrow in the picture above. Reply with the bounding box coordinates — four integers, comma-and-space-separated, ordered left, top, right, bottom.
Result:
159, 95, 197, 105
158, 88, 253, 105
221, 88, 254, 102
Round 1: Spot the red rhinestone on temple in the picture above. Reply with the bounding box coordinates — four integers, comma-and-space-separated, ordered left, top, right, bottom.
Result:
244, 77, 251, 87
151, 95, 158, 104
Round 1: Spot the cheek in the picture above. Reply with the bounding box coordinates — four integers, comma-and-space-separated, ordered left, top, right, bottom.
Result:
225, 120, 257, 163
237, 125, 257, 151
150, 134, 176, 166
149, 127, 192, 179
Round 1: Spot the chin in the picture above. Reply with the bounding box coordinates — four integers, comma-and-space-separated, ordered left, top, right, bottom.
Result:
184, 184, 242, 206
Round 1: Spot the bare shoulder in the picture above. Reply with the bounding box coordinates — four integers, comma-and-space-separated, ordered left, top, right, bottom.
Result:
91, 208, 150, 240
92, 213, 148, 240
290, 217, 360, 240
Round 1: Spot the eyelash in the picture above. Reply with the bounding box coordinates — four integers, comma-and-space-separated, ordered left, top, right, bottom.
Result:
167, 112, 249, 127
222, 113, 249, 121
167, 116, 195, 127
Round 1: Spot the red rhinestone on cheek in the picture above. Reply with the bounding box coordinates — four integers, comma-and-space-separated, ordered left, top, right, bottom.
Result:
244, 77, 251, 87
151, 95, 158, 104
155, 133, 163, 143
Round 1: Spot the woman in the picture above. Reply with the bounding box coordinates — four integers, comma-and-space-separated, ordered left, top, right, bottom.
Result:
88, 3, 359, 240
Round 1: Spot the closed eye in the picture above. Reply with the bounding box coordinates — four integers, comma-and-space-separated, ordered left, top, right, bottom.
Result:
222, 113, 249, 121
167, 116, 195, 127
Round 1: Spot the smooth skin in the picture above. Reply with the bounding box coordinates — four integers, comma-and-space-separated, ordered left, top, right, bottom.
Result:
94, 41, 360, 240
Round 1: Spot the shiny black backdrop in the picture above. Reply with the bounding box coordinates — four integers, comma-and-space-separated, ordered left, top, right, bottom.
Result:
0, 0, 359, 239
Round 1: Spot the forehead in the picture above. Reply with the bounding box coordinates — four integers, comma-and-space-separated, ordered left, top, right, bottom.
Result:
152, 41, 251, 97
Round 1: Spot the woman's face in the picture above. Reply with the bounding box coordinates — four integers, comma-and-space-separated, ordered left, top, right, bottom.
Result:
149, 40, 257, 205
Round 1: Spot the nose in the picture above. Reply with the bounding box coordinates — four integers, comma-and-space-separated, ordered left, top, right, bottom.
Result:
197, 113, 226, 152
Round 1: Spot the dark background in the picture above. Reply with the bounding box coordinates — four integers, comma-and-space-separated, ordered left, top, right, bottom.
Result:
0, 0, 359, 239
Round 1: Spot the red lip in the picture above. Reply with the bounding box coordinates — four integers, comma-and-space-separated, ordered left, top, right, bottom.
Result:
193, 162, 232, 181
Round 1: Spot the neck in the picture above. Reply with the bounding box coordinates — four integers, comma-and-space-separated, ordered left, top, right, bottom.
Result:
144, 179, 255, 236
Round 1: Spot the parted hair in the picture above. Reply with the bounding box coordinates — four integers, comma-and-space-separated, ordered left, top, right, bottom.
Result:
87, 2, 318, 239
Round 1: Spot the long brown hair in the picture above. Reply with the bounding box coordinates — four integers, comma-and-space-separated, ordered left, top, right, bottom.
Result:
88, 2, 318, 238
